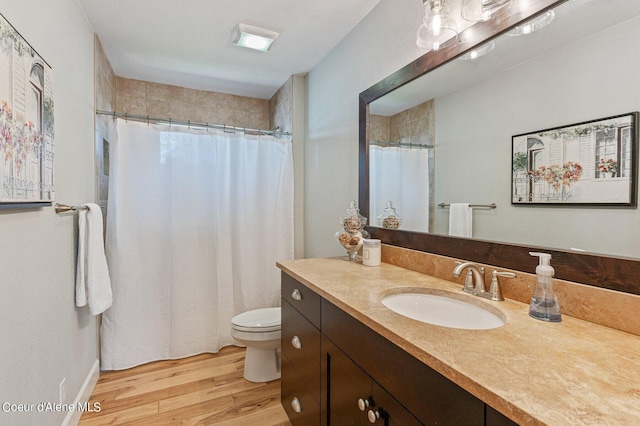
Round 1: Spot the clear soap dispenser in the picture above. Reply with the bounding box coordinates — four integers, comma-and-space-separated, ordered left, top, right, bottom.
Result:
528, 252, 562, 322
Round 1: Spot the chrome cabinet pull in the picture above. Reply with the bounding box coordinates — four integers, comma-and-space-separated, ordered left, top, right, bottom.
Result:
368, 409, 382, 423
291, 397, 302, 413
291, 288, 302, 301
357, 398, 370, 411
291, 335, 302, 349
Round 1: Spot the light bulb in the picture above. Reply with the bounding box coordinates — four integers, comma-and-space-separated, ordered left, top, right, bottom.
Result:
507, 10, 555, 36
461, 0, 513, 22
416, 0, 458, 51
459, 40, 495, 60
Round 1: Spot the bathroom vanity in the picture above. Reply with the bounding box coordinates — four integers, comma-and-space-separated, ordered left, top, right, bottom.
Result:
278, 258, 640, 425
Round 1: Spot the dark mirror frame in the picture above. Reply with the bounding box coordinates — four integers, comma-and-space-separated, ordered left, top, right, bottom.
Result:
359, 0, 639, 295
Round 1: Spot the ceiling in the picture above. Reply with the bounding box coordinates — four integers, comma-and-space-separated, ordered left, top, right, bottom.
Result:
78, 0, 383, 99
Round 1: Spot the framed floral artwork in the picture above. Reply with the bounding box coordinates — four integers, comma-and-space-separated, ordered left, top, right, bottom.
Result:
512, 112, 638, 206
0, 13, 54, 209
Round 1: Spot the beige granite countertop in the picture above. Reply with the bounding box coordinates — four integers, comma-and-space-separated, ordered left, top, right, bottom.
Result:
277, 257, 640, 426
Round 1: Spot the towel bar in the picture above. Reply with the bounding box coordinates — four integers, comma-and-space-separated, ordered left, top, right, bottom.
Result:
54, 203, 86, 214
438, 203, 496, 209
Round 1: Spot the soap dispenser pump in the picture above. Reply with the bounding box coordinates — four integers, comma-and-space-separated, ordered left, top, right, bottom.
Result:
528, 252, 562, 322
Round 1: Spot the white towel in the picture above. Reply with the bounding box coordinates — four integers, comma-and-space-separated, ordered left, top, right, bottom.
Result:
448, 203, 472, 238
76, 203, 113, 315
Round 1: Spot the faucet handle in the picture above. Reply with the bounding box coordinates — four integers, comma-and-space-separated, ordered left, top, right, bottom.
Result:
487, 270, 516, 301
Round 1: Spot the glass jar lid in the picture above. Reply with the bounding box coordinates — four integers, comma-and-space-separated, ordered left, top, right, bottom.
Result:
376, 201, 402, 229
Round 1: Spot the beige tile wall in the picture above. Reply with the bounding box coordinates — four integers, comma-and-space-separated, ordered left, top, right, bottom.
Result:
369, 99, 434, 145
95, 36, 116, 112
369, 114, 390, 142
390, 99, 434, 146
270, 77, 292, 133
115, 77, 270, 130
94, 36, 115, 211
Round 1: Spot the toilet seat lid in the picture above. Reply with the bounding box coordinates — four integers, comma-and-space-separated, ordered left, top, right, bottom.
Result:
232, 307, 281, 332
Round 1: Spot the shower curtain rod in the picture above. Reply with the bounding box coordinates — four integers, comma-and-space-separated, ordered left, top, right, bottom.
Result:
370, 139, 433, 149
96, 110, 292, 137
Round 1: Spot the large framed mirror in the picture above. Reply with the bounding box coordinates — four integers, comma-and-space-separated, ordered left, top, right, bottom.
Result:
359, 0, 639, 294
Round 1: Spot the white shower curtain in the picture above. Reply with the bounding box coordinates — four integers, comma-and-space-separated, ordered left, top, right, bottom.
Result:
101, 119, 294, 370
369, 145, 430, 232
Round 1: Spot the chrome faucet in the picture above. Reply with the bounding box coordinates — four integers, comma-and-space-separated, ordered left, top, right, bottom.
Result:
453, 262, 485, 296
453, 262, 516, 301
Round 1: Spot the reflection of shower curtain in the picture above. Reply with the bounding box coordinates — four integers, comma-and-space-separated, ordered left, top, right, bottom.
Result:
369, 145, 430, 231
101, 119, 294, 370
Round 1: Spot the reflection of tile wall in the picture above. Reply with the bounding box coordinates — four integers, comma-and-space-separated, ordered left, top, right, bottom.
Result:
369, 100, 436, 232
369, 99, 434, 145
390, 99, 434, 145
116, 78, 270, 130
369, 115, 391, 142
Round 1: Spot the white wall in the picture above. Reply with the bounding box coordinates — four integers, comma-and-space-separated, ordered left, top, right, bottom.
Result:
0, 1, 98, 425
433, 16, 640, 257
306, 1, 640, 259
305, 0, 425, 257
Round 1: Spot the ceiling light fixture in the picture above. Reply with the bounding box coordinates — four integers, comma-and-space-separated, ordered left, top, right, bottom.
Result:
507, 10, 555, 36
232, 23, 279, 52
416, 0, 459, 51
461, 0, 513, 22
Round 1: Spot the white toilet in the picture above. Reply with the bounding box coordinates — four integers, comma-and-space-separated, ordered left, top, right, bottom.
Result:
231, 307, 281, 383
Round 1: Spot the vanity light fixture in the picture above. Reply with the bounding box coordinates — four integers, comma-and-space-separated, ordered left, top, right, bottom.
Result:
459, 40, 495, 60
507, 10, 555, 36
232, 23, 279, 52
416, 0, 459, 51
461, 0, 513, 23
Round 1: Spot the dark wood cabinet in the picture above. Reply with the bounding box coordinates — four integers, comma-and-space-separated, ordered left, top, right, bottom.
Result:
281, 273, 322, 424
322, 298, 484, 426
486, 406, 518, 426
281, 272, 519, 426
323, 336, 421, 425
281, 353, 321, 424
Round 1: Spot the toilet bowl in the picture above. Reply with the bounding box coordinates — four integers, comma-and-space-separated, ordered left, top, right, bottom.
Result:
231, 307, 281, 383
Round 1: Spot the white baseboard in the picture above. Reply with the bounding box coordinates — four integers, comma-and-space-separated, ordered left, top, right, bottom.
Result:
61, 358, 100, 426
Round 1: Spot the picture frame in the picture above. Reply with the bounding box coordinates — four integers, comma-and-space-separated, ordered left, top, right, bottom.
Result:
512, 112, 638, 206
0, 13, 54, 209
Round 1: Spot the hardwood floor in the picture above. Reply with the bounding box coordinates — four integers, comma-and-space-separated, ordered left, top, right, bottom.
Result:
79, 346, 291, 425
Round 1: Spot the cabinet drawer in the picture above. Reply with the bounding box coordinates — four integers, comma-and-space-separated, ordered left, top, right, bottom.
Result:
281, 272, 321, 328
282, 298, 321, 403
282, 354, 321, 425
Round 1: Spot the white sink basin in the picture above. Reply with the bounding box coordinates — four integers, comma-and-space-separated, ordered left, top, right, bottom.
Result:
381, 291, 505, 330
